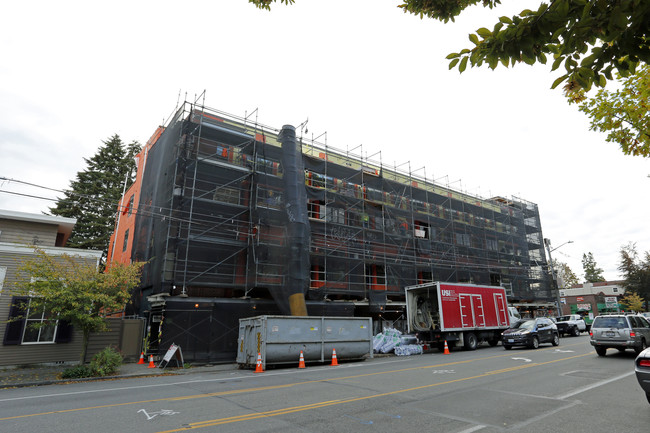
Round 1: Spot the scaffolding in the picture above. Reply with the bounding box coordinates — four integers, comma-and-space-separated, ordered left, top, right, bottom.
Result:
132, 102, 553, 317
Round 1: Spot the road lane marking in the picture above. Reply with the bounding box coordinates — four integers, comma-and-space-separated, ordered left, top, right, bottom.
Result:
511, 357, 532, 362
0, 349, 591, 423
0, 342, 586, 404
155, 353, 593, 432
557, 371, 635, 400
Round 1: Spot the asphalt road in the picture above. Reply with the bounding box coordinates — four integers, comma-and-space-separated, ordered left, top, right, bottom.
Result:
1, 335, 648, 433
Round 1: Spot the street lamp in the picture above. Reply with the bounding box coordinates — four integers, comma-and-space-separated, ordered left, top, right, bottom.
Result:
544, 238, 574, 316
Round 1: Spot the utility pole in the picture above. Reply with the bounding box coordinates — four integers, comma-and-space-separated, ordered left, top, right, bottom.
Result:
544, 238, 574, 316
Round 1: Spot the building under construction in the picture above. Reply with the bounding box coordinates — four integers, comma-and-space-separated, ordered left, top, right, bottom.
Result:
108, 101, 554, 363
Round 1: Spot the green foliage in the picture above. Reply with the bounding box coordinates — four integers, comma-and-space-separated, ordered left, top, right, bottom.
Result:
251, 0, 650, 93
60, 347, 123, 379
618, 242, 650, 304
49, 134, 141, 264
15, 248, 144, 363
554, 259, 579, 288
403, 0, 649, 92
89, 347, 123, 377
573, 65, 650, 157
620, 292, 645, 312
60, 364, 93, 379
582, 252, 606, 283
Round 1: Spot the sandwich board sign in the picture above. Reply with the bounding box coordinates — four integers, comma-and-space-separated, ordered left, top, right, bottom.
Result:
159, 343, 184, 369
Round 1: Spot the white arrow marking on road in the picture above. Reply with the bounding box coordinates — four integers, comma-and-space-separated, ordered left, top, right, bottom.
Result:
555, 349, 574, 353
511, 357, 532, 362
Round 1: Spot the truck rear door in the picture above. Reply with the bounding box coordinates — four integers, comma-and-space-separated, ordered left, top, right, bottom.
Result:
460, 294, 485, 328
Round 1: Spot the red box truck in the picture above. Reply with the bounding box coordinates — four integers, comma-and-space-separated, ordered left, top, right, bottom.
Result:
405, 282, 520, 351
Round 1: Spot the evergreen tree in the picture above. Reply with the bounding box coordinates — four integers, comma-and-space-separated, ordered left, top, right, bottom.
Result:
50, 135, 141, 262
582, 252, 606, 283
619, 243, 650, 308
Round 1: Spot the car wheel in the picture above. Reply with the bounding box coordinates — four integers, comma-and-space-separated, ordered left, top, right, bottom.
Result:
488, 338, 499, 347
634, 338, 647, 355
572, 326, 580, 337
616, 347, 626, 352
552, 333, 560, 346
529, 336, 539, 349
595, 347, 607, 357
464, 332, 478, 351
504, 345, 512, 350
646, 392, 650, 405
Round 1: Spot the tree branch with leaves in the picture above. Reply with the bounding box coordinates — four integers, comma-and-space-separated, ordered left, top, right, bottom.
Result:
14, 248, 144, 364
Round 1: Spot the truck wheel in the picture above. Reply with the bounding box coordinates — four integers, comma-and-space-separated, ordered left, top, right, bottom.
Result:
572, 326, 580, 337
464, 333, 478, 351
529, 336, 539, 349
552, 333, 560, 346
595, 347, 607, 357
487, 339, 499, 347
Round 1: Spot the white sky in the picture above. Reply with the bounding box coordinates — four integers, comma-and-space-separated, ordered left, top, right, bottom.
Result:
1, 0, 648, 282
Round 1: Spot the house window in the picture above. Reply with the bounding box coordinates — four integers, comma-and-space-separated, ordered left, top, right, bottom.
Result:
613, 287, 618, 293
22, 302, 58, 344
123, 229, 129, 252
3, 297, 73, 345
0, 266, 6, 294
128, 195, 134, 216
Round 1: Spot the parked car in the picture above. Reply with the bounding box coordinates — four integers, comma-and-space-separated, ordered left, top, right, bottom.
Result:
555, 314, 587, 337
502, 318, 560, 350
589, 314, 650, 356
635, 347, 650, 404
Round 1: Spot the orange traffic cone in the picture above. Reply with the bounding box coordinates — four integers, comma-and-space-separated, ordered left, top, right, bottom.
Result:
298, 351, 306, 369
147, 355, 156, 368
443, 340, 450, 355
254, 352, 264, 373
137, 352, 145, 364
331, 348, 339, 366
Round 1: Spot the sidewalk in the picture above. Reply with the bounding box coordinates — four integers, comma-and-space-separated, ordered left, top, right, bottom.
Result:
0, 361, 238, 389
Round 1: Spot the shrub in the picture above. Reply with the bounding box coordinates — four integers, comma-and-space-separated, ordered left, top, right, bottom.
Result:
89, 346, 123, 377
59, 347, 123, 379
60, 365, 93, 379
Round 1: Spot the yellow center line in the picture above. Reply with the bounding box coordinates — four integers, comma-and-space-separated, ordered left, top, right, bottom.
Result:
0, 342, 589, 423
156, 352, 592, 432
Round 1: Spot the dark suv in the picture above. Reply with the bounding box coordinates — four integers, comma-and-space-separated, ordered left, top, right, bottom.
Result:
502, 318, 560, 349
589, 314, 650, 356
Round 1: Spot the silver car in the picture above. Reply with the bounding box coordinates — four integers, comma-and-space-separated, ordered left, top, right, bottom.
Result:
590, 314, 650, 356
635, 347, 650, 404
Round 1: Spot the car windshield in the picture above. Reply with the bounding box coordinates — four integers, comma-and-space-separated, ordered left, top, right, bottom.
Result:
593, 317, 628, 329
556, 316, 570, 321
511, 320, 536, 330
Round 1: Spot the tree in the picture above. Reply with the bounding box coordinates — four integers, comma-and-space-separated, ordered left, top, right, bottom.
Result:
570, 65, 650, 157
618, 242, 650, 307
14, 248, 144, 363
582, 252, 605, 283
620, 291, 644, 312
250, 0, 650, 92
554, 259, 579, 288
49, 135, 141, 264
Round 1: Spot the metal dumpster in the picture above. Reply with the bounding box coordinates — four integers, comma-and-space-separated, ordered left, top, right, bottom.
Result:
236, 315, 373, 369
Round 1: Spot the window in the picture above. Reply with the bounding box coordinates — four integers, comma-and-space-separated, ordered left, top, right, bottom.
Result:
214, 186, 240, 204
456, 233, 470, 247
128, 195, 134, 216
0, 266, 6, 294
613, 287, 618, 293
3, 297, 72, 345
308, 200, 325, 219
22, 303, 58, 344
123, 229, 129, 252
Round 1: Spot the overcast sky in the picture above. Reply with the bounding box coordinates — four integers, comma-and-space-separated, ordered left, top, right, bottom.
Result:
1, 0, 648, 282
